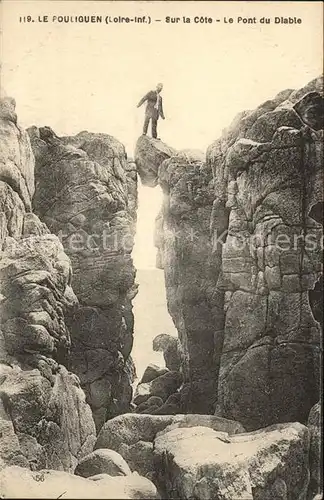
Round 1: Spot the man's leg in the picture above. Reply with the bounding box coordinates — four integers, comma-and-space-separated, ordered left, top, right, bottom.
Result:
152, 116, 158, 138
143, 114, 150, 135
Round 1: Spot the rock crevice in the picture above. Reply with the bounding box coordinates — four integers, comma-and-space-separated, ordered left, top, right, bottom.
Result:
0, 76, 322, 499
135, 76, 323, 430
0, 99, 96, 473
28, 126, 138, 430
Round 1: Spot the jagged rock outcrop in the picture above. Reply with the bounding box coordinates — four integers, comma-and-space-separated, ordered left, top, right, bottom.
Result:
135, 135, 176, 187
307, 402, 322, 499
133, 370, 182, 406
2, 76, 322, 499
154, 422, 310, 500
0, 465, 158, 499
153, 333, 181, 371
151, 147, 222, 414
138, 77, 323, 429
95, 413, 245, 480
74, 449, 131, 478
28, 127, 138, 430
135, 396, 164, 413
133, 334, 184, 415
0, 97, 34, 211
140, 363, 169, 384
0, 98, 96, 471
208, 76, 323, 430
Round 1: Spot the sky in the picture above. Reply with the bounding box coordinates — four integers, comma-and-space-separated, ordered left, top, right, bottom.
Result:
1, 0, 323, 268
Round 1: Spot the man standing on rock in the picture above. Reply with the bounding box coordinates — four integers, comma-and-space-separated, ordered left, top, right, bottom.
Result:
137, 83, 165, 139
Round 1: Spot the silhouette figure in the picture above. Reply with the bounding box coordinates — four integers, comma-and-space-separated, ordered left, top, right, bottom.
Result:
137, 83, 165, 139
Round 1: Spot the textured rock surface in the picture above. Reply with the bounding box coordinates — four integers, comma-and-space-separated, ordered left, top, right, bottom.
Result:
0, 98, 96, 472
0, 232, 73, 361
151, 391, 182, 415
307, 402, 322, 498
0, 466, 158, 499
147, 77, 323, 427
135, 135, 176, 187
153, 333, 181, 371
154, 422, 310, 500
0, 363, 95, 472
2, 76, 322, 498
95, 413, 245, 479
0, 97, 34, 211
133, 335, 183, 414
29, 127, 138, 430
140, 363, 169, 384
133, 370, 182, 406
75, 448, 131, 478
155, 148, 222, 413
209, 76, 323, 430
135, 396, 164, 413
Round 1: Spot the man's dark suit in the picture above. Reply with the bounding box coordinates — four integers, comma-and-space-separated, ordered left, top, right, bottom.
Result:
137, 90, 165, 138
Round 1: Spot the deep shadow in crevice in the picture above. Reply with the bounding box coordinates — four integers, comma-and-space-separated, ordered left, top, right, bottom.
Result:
309, 275, 323, 331
309, 201, 323, 226
308, 201, 323, 330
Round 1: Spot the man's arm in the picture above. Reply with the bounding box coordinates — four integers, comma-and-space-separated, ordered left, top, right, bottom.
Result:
137, 92, 149, 108
159, 98, 165, 119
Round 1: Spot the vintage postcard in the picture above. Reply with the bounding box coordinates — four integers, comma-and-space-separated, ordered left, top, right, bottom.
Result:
0, 0, 323, 498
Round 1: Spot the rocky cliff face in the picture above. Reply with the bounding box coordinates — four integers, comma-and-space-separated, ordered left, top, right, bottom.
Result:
208, 77, 323, 430
135, 136, 175, 188
135, 76, 323, 430
28, 127, 138, 430
154, 421, 310, 499
0, 98, 96, 472
158, 149, 221, 414
1, 76, 322, 499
